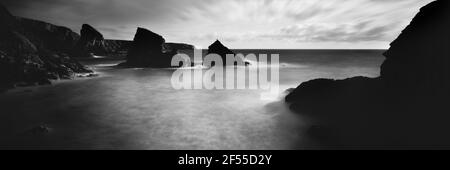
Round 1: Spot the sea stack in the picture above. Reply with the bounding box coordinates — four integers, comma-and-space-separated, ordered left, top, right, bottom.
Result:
207, 40, 249, 66
72, 24, 107, 57
207, 40, 235, 58
120, 27, 176, 68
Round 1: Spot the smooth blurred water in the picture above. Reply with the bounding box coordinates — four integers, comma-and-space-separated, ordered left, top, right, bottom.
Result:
0, 50, 385, 149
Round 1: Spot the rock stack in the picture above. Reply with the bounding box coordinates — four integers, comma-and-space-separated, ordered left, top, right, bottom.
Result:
207, 40, 235, 58
207, 40, 249, 66
72, 24, 107, 58
120, 27, 177, 67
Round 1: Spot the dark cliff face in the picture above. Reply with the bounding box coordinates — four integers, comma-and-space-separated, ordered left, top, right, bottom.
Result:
17, 18, 80, 54
285, 0, 450, 147
0, 3, 16, 30
121, 27, 176, 67
0, 4, 91, 90
381, 0, 450, 93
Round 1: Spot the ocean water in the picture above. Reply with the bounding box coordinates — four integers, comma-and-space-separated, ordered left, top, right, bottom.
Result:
0, 50, 385, 149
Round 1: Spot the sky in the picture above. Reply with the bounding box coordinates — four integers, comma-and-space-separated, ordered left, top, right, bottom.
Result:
2, 0, 434, 49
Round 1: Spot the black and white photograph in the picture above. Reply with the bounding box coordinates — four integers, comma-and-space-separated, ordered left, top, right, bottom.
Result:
1, 0, 449, 157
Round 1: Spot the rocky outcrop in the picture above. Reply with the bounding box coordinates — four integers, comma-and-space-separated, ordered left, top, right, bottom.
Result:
285, 0, 450, 147
381, 0, 450, 94
71, 24, 132, 58
72, 24, 106, 58
207, 40, 249, 66
119, 27, 177, 68
207, 40, 234, 57
0, 4, 92, 91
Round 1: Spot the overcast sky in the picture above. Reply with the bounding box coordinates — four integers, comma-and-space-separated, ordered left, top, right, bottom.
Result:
3, 0, 434, 49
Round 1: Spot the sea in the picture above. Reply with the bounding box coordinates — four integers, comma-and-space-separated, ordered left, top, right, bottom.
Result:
0, 50, 385, 149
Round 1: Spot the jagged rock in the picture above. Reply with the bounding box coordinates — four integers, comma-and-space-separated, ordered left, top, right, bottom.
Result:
119, 27, 177, 67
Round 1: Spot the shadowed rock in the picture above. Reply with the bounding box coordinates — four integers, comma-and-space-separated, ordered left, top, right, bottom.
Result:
0, 4, 92, 90
72, 24, 106, 57
381, 0, 450, 94
207, 40, 249, 66
119, 27, 177, 68
208, 40, 235, 58
285, 0, 450, 148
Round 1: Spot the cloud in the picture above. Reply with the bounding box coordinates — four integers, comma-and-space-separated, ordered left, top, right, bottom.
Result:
1, 0, 436, 48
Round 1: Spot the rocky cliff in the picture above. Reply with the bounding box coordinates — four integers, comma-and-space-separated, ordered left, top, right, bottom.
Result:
381, 0, 450, 94
285, 0, 450, 147
0, 4, 92, 91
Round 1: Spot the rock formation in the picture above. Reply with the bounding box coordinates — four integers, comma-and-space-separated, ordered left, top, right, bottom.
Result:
71, 24, 133, 58
207, 40, 235, 57
285, 0, 450, 147
207, 40, 249, 66
0, 4, 92, 91
381, 0, 450, 94
72, 24, 106, 57
119, 27, 177, 68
